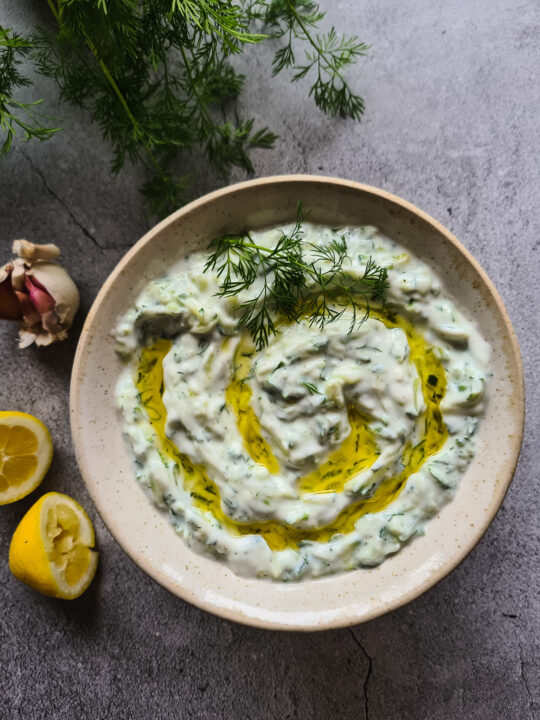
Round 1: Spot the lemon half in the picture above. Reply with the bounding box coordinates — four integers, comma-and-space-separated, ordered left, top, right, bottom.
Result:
0, 411, 53, 504
9, 492, 99, 599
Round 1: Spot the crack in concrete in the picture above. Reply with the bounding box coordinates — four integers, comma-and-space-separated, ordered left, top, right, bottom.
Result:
21, 150, 129, 251
519, 643, 535, 719
348, 628, 373, 720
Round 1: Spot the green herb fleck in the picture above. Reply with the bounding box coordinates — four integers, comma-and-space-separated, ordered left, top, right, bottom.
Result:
302, 381, 321, 395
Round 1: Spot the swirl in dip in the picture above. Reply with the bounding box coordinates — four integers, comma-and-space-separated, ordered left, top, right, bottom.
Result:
115, 222, 489, 581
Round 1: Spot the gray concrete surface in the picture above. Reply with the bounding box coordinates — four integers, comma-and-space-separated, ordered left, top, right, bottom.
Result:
1, 1, 538, 718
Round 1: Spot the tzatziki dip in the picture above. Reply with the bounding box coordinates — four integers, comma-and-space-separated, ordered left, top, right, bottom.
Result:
115, 221, 490, 581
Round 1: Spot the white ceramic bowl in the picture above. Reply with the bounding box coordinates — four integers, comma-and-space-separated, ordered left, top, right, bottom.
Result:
70, 176, 524, 630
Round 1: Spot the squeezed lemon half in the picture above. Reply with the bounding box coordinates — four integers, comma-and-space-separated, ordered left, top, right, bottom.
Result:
9, 492, 99, 599
0, 411, 53, 505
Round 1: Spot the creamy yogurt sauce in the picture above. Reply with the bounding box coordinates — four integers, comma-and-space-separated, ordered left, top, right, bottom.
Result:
115, 222, 490, 580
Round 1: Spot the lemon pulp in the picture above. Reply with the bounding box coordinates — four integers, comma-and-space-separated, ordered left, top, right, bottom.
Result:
46, 502, 93, 586
0, 412, 53, 504
0, 425, 39, 490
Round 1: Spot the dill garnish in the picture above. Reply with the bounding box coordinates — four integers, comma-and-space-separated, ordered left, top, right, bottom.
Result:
204, 205, 389, 348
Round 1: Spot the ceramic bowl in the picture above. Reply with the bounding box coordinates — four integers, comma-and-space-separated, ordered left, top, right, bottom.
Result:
70, 175, 524, 630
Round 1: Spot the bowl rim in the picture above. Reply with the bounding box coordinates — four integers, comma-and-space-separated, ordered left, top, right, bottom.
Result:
70, 174, 525, 630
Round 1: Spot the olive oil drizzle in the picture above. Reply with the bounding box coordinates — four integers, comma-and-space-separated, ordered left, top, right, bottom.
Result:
135, 311, 448, 552
225, 381, 280, 474
224, 339, 379, 492
298, 407, 378, 494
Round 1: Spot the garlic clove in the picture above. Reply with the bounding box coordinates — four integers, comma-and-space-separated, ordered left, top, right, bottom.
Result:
1, 241, 80, 347
15, 290, 41, 326
24, 274, 56, 315
0, 267, 23, 320
29, 262, 80, 331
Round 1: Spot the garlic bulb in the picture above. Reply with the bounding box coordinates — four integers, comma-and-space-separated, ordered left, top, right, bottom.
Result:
0, 240, 80, 347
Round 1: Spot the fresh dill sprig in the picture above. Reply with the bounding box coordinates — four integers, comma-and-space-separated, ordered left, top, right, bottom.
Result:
1, 2, 368, 218
205, 207, 306, 347
28, 2, 279, 217
304, 236, 388, 332
204, 205, 389, 348
250, 0, 368, 119
0, 27, 60, 158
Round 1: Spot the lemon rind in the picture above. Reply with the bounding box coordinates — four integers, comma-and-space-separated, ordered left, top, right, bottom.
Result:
9, 492, 99, 600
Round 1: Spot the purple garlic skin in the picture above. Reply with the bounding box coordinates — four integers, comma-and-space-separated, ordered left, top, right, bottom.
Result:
0, 240, 80, 347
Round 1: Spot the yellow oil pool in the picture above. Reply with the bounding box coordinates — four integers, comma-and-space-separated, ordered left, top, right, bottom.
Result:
135, 310, 447, 552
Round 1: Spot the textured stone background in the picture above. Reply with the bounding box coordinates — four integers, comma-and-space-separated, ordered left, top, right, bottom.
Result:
1, 1, 538, 718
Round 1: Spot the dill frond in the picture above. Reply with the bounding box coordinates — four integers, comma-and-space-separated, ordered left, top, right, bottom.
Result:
0, 26, 60, 158
2, 2, 368, 218
251, 0, 368, 119
205, 207, 388, 348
